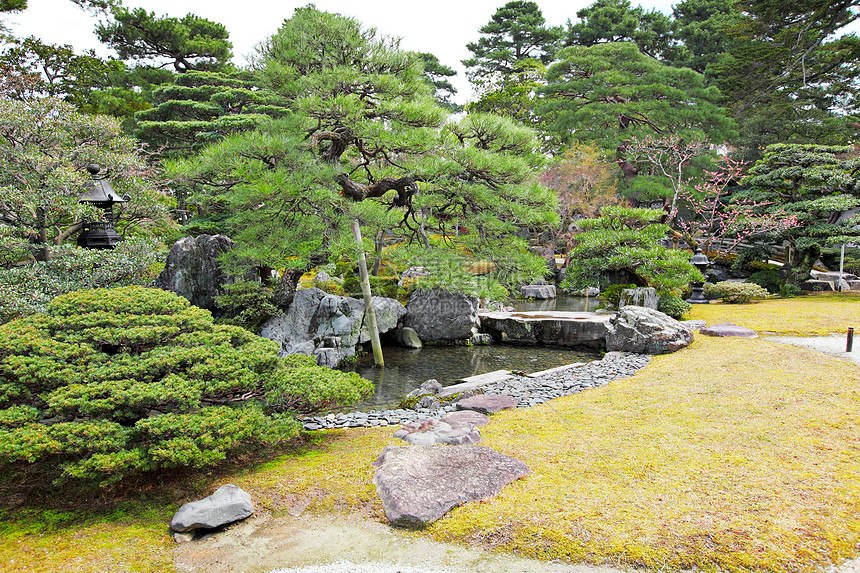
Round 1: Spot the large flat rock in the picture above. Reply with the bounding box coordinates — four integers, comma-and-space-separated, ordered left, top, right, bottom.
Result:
479, 311, 612, 348
372, 445, 529, 527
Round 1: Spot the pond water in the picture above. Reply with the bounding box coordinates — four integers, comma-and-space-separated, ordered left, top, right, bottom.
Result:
343, 340, 601, 411
339, 295, 604, 411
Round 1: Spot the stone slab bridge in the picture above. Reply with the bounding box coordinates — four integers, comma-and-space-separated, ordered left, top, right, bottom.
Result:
478, 310, 612, 348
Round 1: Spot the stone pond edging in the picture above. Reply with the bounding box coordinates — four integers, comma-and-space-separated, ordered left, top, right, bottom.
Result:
300, 352, 651, 431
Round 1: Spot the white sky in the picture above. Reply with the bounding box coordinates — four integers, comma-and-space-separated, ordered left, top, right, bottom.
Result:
4, 0, 858, 103
4, 0, 675, 102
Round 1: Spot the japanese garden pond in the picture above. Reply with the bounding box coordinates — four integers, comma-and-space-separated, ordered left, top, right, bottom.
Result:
342, 296, 601, 411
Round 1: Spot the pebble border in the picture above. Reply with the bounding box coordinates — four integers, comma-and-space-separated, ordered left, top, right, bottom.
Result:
300, 353, 651, 431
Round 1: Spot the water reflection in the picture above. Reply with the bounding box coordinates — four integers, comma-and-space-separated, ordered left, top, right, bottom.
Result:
343, 343, 601, 411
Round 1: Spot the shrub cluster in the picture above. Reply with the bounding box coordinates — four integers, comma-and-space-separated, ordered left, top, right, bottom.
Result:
657, 293, 692, 319
747, 269, 783, 294
600, 284, 637, 309
704, 281, 774, 304
0, 286, 372, 485
214, 280, 280, 333
0, 238, 162, 324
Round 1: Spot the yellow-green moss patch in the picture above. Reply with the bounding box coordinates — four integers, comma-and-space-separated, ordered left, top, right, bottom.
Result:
427, 336, 860, 571
688, 293, 860, 335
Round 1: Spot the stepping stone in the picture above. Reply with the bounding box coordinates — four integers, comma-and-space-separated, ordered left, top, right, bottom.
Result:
441, 410, 491, 427
700, 322, 758, 338
372, 445, 529, 527
393, 419, 481, 446
455, 394, 517, 414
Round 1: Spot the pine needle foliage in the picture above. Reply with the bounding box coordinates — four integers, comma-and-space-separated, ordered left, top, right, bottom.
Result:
0, 286, 371, 485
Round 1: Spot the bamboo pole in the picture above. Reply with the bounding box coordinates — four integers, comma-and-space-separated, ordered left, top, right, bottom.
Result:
351, 220, 384, 367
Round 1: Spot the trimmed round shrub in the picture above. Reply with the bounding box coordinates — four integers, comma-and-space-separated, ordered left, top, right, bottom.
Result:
0, 286, 372, 485
599, 284, 637, 309
704, 281, 774, 304
657, 292, 692, 319
747, 269, 783, 294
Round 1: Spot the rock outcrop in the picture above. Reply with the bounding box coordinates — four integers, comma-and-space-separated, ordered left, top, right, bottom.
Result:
479, 310, 611, 348
260, 288, 406, 367
520, 284, 557, 299
619, 287, 659, 310
605, 306, 693, 354
372, 445, 529, 527
155, 234, 237, 312
403, 289, 480, 343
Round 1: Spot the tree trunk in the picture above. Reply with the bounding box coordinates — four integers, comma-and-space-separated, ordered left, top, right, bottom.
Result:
787, 244, 820, 284
271, 268, 304, 310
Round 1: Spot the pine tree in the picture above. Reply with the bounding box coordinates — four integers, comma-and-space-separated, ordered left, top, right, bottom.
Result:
171, 6, 558, 303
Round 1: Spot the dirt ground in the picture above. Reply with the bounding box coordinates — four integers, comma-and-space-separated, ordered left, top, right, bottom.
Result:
172, 512, 626, 573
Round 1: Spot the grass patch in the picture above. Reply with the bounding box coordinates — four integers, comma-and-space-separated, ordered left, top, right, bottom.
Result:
427, 336, 860, 571
688, 292, 860, 335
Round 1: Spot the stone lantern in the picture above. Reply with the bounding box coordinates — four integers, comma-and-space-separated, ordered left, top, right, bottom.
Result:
77, 164, 128, 249
686, 248, 710, 304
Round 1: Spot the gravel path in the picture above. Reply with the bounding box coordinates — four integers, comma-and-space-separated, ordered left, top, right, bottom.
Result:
764, 334, 860, 366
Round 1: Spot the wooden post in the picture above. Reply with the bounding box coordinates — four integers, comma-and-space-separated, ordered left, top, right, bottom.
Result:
351, 220, 384, 367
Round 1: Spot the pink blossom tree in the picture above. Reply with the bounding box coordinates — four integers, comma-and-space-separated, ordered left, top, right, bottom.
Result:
672, 157, 799, 254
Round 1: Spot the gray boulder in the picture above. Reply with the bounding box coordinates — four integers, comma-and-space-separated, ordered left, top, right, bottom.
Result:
260, 288, 406, 367
520, 284, 557, 299
170, 484, 254, 534
397, 326, 423, 349
372, 445, 529, 527
605, 306, 693, 355
801, 280, 835, 292
404, 289, 480, 343
405, 378, 443, 399
619, 287, 659, 310
155, 234, 237, 312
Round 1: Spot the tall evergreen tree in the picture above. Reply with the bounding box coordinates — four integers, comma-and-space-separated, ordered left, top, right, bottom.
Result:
540, 42, 734, 153
712, 0, 860, 152
96, 6, 232, 73
670, 0, 742, 74
134, 70, 290, 157
463, 1, 561, 89
564, 0, 676, 61
414, 52, 460, 111
173, 6, 557, 303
